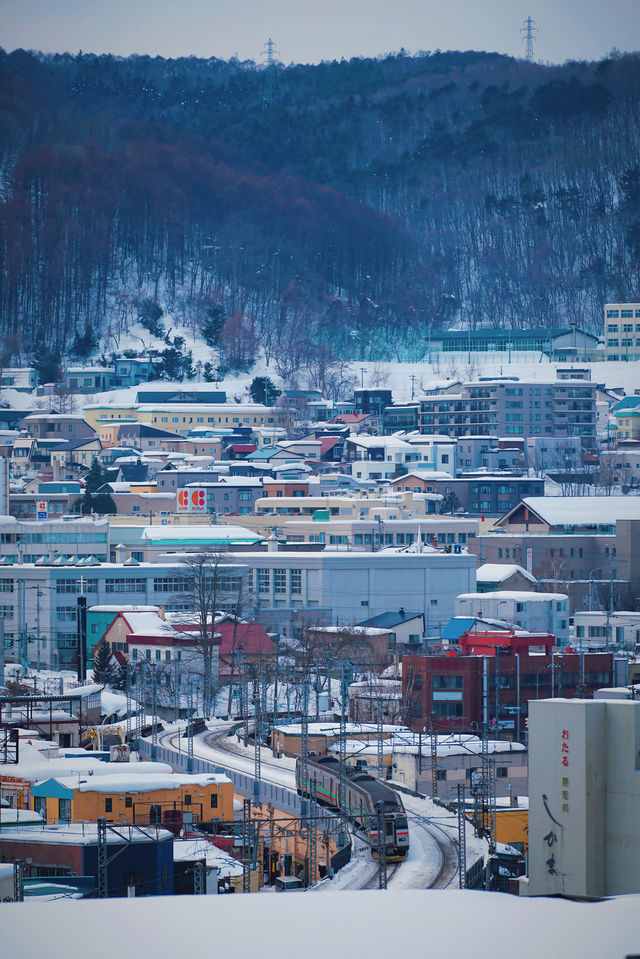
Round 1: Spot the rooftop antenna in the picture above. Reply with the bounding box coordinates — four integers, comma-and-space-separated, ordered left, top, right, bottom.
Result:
261, 37, 279, 107
521, 17, 538, 62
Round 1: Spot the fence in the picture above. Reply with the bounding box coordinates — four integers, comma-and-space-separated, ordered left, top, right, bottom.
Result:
138, 739, 305, 819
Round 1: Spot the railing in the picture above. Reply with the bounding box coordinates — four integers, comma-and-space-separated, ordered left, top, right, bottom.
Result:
138, 739, 305, 820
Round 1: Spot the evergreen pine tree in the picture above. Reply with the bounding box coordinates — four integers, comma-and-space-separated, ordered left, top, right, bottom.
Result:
93, 639, 119, 686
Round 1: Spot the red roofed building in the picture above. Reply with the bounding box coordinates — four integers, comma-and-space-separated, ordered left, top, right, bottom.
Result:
214, 621, 276, 678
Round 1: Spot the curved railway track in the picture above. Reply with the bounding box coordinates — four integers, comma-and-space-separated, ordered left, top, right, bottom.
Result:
156, 725, 460, 890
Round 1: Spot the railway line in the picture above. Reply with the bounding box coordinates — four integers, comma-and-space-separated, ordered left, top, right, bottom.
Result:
154, 724, 466, 891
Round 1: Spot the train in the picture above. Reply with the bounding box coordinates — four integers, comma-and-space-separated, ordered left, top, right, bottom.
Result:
295, 755, 409, 860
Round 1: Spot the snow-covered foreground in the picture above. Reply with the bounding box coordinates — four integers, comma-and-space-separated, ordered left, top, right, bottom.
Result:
4, 889, 640, 959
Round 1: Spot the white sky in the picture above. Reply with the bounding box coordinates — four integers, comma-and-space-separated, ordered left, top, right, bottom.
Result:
3, 0, 639, 65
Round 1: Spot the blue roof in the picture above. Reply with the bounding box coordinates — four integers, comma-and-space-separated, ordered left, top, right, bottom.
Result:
441, 617, 476, 640
358, 611, 422, 629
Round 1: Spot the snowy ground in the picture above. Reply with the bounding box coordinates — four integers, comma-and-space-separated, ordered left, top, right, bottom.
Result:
5, 888, 640, 958
7, 344, 638, 416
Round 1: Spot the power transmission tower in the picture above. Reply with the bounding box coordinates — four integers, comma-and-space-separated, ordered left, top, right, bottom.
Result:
521, 16, 538, 61
457, 784, 467, 889
262, 37, 279, 107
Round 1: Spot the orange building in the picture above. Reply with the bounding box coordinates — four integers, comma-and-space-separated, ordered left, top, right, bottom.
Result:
31, 771, 234, 827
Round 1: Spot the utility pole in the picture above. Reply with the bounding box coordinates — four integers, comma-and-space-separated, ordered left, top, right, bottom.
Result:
300, 678, 310, 804
151, 667, 158, 761
13, 862, 24, 902
242, 798, 252, 893
125, 663, 132, 743
97, 817, 107, 897
254, 665, 262, 800
457, 784, 467, 889
338, 666, 347, 815
430, 715, 438, 798
76, 594, 87, 683
521, 16, 538, 61
308, 775, 318, 887
377, 698, 384, 781
375, 801, 388, 889
187, 683, 194, 773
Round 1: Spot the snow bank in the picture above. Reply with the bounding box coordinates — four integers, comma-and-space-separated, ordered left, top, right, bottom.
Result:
3, 889, 639, 958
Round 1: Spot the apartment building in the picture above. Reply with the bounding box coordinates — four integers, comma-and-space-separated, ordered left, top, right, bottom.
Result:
419, 379, 597, 447
603, 302, 640, 361
83, 403, 291, 436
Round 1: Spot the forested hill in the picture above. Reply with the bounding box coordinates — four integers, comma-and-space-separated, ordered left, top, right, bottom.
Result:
1, 47, 639, 374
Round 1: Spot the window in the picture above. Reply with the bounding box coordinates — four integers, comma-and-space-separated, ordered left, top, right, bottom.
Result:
125, 796, 132, 808
496, 767, 508, 779
290, 569, 302, 594
436, 769, 447, 781
105, 798, 113, 813
432, 675, 463, 690
210, 794, 218, 808
58, 799, 71, 821
185, 794, 192, 806
274, 569, 287, 594
257, 569, 270, 593
105, 578, 146, 593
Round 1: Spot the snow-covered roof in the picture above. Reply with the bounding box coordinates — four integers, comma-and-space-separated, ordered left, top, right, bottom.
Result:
9, 742, 174, 783
457, 591, 568, 603
49, 772, 230, 794
173, 839, 243, 877
141, 525, 262, 543
0, 823, 173, 844
519, 496, 640, 526
476, 563, 536, 584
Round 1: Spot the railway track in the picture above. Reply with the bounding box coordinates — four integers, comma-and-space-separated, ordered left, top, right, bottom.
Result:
156, 725, 462, 891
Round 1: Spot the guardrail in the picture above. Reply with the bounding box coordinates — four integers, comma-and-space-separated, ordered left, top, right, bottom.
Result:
138, 738, 304, 819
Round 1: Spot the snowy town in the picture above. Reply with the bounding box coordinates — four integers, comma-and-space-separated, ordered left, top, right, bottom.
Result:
2, 9, 640, 956
1, 302, 640, 957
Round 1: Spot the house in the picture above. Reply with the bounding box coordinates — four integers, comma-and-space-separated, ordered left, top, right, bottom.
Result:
402, 644, 614, 732
454, 591, 570, 644
31, 770, 233, 828
64, 367, 115, 393
358, 610, 425, 649
475, 563, 537, 593
0, 822, 174, 897
215, 620, 276, 678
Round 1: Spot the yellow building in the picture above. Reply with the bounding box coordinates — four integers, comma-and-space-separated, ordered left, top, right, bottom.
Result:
495, 805, 529, 852
84, 403, 291, 436
31, 771, 233, 826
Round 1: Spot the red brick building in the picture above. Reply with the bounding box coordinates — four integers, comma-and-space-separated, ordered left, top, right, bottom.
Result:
402, 644, 614, 734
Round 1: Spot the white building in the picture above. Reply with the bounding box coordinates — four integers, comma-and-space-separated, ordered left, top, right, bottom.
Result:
526, 697, 640, 898
243, 548, 476, 637
455, 591, 569, 644
573, 610, 640, 652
